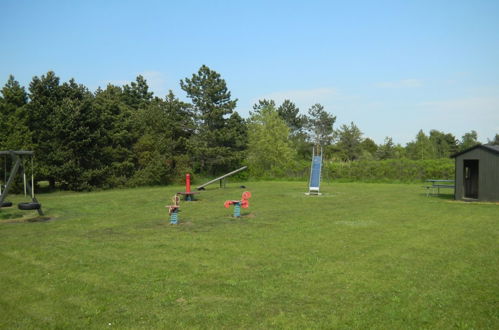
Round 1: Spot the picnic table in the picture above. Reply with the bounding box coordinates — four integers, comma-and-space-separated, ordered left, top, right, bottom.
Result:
424, 179, 455, 196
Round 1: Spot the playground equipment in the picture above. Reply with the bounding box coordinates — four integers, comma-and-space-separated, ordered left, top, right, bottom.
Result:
196, 166, 247, 190
166, 194, 180, 224
306, 146, 323, 195
177, 173, 198, 201
224, 191, 251, 218
0, 151, 43, 215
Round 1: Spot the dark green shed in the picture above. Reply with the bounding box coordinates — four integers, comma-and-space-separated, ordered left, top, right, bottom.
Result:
452, 144, 499, 202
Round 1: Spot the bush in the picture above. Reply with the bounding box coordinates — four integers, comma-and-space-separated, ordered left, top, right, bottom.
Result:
247, 158, 455, 183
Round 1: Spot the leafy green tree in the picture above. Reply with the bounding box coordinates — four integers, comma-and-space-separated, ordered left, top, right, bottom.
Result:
0, 75, 32, 150
246, 105, 296, 177
305, 103, 336, 146
180, 65, 241, 174
335, 122, 363, 161
406, 130, 433, 160
429, 130, 458, 158
460, 130, 479, 151
360, 138, 378, 157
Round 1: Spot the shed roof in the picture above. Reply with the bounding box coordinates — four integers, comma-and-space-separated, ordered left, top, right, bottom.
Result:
451, 144, 499, 158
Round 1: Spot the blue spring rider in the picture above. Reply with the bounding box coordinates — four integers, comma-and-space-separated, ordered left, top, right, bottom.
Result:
166, 194, 180, 224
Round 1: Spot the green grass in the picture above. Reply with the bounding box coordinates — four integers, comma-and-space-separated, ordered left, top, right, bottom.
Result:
1, 182, 498, 329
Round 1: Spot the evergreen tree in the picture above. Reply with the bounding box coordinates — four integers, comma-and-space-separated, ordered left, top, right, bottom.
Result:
376, 137, 396, 160
180, 65, 241, 174
335, 122, 362, 161
131, 91, 194, 185
27, 71, 64, 188
93, 84, 137, 186
305, 103, 336, 146
0, 75, 32, 150
277, 99, 305, 136
251, 99, 276, 115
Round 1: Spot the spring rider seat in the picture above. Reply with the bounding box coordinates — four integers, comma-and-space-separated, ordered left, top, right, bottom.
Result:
224, 191, 251, 218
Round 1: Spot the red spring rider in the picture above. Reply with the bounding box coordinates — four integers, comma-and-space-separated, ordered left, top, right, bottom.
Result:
224, 191, 251, 218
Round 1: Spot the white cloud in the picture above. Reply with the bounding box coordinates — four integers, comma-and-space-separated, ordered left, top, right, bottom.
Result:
375, 79, 423, 88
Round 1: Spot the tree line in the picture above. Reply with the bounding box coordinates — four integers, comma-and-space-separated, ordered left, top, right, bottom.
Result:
1, 65, 497, 190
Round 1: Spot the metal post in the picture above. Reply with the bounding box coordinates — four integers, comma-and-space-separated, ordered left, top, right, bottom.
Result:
0, 154, 21, 207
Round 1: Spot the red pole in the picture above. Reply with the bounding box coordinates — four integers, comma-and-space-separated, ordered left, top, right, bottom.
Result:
186, 173, 191, 193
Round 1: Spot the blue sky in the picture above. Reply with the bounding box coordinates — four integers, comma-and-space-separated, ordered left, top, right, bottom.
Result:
1, 0, 498, 144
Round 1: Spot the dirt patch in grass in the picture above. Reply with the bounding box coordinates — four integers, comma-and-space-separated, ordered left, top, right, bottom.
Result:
0, 216, 52, 224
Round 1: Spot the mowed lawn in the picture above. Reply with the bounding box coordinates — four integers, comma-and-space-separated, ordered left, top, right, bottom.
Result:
0, 182, 498, 329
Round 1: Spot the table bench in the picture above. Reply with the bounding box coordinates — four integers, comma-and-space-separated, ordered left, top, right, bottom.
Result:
424, 180, 455, 196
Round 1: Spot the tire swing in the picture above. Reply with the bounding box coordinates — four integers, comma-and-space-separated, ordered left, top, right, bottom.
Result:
0, 155, 13, 207
18, 156, 41, 211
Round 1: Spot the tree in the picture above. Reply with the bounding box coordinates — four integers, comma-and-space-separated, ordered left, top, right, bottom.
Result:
360, 138, 378, 157
252, 99, 276, 115
27, 71, 64, 188
131, 91, 195, 185
277, 100, 306, 136
335, 122, 363, 161
406, 130, 433, 160
488, 134, 499, 145
180, 65, 240, 174
122, 75, 153, 110
246, 105, 296, 177
0, 75, 32, 150
460, 130, 479, 151
376, 137, 396, 160
429, 130, 458, 158
93, 84, 138, 186
305, 103, 336, 146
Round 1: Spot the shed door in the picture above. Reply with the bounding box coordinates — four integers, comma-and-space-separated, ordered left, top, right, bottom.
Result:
463, 159, 479, 199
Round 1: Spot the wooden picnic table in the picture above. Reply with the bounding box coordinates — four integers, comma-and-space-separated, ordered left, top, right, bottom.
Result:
424, 179, 455, 196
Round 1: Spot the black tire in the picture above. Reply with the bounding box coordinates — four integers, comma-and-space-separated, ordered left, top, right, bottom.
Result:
18, 202, 41, 210
1, 201, 13, 207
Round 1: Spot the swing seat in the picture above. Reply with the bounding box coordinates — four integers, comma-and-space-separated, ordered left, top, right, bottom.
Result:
1, 201, 13, 207
18, 202, 41, 210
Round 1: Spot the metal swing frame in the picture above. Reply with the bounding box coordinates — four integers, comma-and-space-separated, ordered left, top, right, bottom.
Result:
0, 150, 44, 215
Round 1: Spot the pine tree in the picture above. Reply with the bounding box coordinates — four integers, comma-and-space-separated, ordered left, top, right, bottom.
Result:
0, 75, 32, 150
180, 65, 242, 174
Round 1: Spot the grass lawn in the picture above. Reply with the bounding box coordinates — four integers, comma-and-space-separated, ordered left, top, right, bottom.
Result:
0, 181, 498, 328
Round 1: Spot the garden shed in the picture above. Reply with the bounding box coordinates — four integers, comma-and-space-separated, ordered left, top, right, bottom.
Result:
452, 144, 499, 202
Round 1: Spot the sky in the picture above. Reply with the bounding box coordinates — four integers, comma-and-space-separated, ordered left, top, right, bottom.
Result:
1, 0, 498, 144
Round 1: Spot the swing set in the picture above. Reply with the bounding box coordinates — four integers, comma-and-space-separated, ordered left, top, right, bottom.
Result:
0, 150, 43, 215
